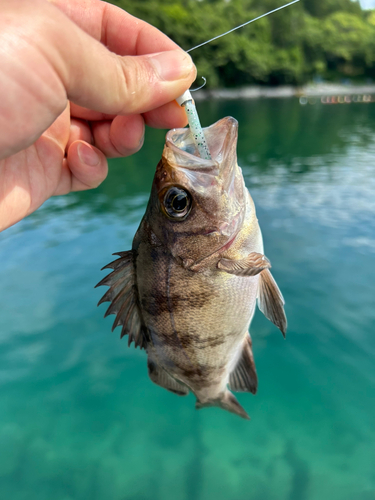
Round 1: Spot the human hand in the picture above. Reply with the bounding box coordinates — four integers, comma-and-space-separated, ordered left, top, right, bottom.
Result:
0, 0, 196, 231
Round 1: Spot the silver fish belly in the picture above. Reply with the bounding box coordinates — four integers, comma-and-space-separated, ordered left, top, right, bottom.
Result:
97, 117, 287, 419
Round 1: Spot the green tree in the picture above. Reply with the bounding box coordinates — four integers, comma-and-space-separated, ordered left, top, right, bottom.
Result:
108, 0, 375, 87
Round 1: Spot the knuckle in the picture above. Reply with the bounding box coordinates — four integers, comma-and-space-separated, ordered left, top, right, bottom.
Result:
116, 57, 150, 113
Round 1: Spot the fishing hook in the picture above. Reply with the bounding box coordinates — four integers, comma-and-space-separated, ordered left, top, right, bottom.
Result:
190, 77, 207, 92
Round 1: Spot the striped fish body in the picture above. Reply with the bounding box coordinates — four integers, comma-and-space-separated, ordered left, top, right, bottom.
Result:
97, 117, 286, 419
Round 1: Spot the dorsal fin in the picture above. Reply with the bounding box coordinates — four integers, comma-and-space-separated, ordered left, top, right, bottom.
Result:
229, 336, 258, 394
218, 252, 271, 276
96, 251, 145, 349
148, 357, 189, 396
258, 269, 287, 337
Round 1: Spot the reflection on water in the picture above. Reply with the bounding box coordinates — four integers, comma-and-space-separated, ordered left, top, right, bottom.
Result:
0, 99, 374, 500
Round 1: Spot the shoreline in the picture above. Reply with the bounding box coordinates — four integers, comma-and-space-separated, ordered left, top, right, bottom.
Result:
193, 83, 375, 101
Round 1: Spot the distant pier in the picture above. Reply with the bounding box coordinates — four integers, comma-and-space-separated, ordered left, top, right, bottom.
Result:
194, 83, 375, 104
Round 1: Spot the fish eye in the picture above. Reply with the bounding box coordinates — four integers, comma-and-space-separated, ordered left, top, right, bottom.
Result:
163, 187, 192, 220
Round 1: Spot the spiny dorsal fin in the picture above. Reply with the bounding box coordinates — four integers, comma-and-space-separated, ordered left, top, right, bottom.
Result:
96, 251, 145, 349
229, 336, 258, 394
148, 358, 189, 396
218, 252, 271, 277
258, 268, 287, 337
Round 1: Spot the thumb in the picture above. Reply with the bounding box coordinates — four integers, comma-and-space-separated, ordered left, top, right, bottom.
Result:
65, 48, 196, 116
39, 2, 197, 116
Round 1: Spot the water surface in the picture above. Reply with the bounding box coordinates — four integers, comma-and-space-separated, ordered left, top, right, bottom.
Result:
0, 98, 374, 500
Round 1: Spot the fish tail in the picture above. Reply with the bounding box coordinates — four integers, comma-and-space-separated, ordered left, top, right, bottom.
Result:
196, 390, 250, 420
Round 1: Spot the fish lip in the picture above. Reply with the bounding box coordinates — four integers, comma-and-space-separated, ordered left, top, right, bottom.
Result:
164, 117, 238, 169
165, 140, 216, 169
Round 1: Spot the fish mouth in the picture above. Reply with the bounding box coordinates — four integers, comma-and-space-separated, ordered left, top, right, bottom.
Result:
164, 117, 238, 170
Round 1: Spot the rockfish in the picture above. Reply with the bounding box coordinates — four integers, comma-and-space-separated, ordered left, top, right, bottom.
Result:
96, 117, 286, 419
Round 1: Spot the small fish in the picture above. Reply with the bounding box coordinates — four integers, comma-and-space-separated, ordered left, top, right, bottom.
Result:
96, 117, 287, 419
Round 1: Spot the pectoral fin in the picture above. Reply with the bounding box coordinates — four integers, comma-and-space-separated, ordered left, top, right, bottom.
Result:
148, 358, 189, 396
96, 251, 145, 349
258, 269, 287, 337
218, 252, 271, 276
229, 336, 258, 394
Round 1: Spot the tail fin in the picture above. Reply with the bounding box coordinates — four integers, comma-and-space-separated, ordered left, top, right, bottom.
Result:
196, 390, 250, 420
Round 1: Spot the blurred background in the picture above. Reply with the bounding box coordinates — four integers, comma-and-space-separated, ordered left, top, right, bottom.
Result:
1, 1, 375, 500
111, 0, 375, 88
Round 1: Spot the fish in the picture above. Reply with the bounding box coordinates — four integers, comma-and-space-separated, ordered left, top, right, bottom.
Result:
96, 116, 287, 419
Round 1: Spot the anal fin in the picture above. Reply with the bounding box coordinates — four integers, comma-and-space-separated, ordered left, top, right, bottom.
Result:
218, 252, 271, 277
148, 358, 189, 396
229, 336, 258, 394
196, 391, 250, 420
258, 268, 287, 337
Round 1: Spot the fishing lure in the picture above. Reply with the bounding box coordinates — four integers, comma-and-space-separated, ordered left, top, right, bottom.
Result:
176, 90, 211, 160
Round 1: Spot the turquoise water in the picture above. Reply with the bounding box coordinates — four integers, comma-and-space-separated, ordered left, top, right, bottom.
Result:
1, 98, 374, 500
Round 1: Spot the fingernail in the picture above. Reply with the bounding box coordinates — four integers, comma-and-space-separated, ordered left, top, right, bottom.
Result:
138, 132, 145, 150
149, 50, 195, 82
77, 143, 100, 166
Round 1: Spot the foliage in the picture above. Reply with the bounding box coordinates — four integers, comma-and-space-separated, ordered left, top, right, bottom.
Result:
107, 0, 375, 86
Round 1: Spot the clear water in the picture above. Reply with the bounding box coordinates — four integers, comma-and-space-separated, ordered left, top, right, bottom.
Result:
0, 98, 374, 500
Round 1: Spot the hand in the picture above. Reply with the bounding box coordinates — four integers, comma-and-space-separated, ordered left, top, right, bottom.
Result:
0, 0, 196, 231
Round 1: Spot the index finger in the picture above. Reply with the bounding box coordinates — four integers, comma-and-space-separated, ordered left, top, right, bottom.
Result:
49, 0, 180, 56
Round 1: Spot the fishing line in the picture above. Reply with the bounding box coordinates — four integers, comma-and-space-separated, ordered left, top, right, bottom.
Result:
176, 0, 300, 159
186, 0, 300, 53
190, 77, 207, 93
